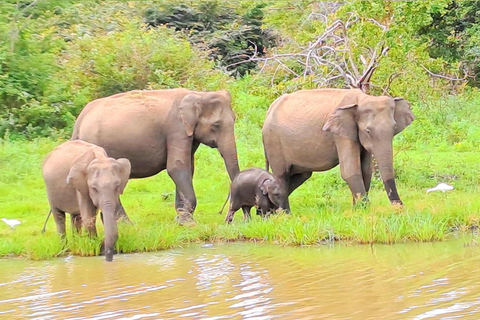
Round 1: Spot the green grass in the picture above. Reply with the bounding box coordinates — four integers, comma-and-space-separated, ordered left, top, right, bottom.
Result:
1, 91, 480, 260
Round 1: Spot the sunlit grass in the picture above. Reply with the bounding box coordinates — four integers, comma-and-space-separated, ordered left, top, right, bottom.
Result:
0, 117, 479, 259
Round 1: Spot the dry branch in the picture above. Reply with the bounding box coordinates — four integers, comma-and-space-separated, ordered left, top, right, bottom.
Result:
420, 65, 467, 82
226, 13, 391, 93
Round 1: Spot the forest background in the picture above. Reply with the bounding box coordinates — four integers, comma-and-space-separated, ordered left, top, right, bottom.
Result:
0, 0, 479, 258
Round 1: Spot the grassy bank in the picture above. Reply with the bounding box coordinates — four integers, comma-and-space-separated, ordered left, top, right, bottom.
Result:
1, 91, 479, 260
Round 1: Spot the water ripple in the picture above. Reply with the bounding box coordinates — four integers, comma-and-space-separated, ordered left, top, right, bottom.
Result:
0, 240, 479, 319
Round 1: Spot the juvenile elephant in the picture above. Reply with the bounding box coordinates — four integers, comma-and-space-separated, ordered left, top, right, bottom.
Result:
262, 88, 414, 210
72, 89, 239, 225
42, 140, 131, 262
223, 168, 287, 223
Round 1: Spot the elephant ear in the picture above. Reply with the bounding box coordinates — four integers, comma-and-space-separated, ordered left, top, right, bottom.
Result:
393, 98, 415, 135
260, 179, 272, 196
116, 158, 131, 195
179, 93, 202, 137
322, 104, 358, 141
66, 149, 96, 194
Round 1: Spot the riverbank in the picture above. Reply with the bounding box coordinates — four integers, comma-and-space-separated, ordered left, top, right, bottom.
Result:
1, 136, 479, 260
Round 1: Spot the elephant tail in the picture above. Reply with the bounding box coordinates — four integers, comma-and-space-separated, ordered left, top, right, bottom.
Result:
71, 125, 80, 140
218, 192, 230, 215
41, 210, 52, 234
265, 150, 270, 172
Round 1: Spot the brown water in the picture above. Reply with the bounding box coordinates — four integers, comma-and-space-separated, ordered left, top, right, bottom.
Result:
1, 239, 480, 319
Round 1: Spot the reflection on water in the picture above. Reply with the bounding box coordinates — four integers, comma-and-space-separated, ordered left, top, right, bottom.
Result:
1, 238, 480, 319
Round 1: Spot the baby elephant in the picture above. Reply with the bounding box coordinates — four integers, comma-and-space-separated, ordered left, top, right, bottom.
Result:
42, 140, 131, 262
224, 168, 287, 223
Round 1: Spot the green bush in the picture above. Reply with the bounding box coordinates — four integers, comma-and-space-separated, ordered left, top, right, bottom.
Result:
144, 0, 277, 76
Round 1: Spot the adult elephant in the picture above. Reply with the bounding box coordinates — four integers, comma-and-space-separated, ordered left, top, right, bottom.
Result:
72, 89, 240, 224
262, 88, 414, 211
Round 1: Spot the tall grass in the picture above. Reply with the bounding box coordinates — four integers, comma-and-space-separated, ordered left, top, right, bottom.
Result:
0, 90, 479, 260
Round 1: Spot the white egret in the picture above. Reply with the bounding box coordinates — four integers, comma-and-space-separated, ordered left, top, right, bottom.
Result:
1, 218, 21, 229
426, 183, 454, 193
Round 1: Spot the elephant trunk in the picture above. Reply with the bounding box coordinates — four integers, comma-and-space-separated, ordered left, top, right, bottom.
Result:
101, 201, 118, 262
218, 134, 240, 181
373, 142, 402, 205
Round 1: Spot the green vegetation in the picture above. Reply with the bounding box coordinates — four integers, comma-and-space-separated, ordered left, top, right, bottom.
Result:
1, 0, 479, 259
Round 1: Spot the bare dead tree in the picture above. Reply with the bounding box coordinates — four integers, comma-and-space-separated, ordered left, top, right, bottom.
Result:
226, 5, 469, 94
226, 12, 391, 93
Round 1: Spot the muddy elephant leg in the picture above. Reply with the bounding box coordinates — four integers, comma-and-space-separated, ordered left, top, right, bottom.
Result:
52, 208, 66, 239
71, 213, 82, 234
336, 138, 366, 204
242, 206, 252, 221
361, 149, 373, 196
288, 172, 313, 195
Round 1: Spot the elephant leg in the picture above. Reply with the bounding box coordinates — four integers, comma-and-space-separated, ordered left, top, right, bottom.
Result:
52, 208, 66, 239
71, 213, 82, 234
288, 172, 313, 195
115, 199, 131, 224
77, 195, 98, 237
169, 169, 196, 225
225, 202, 240, 223
264, 145, 291, 212
361, 149, 373, 195
242, 206, 252, 221
336, 138, 366, 204
276, 172, 291, 213
167, 145, 197, 225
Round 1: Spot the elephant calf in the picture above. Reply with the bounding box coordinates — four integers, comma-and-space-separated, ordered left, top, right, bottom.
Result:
42, 140, 131, 262
224, 168, 287, 223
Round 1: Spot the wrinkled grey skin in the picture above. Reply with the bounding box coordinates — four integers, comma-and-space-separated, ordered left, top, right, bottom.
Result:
42, 140, 131, 262
262, 89, 414, 211
71, 89, 240, 225
224, 168, 287, 223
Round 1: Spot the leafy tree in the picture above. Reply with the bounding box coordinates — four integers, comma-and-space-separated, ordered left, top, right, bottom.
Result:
419, 1, 480, 86
144, 1, 277, 76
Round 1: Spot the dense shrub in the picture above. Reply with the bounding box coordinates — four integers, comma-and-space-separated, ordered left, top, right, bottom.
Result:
0, 2, 229, 138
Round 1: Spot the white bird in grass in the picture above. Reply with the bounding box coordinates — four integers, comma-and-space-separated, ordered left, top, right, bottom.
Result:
426, 183, 454, 193
1, 218, 21, 229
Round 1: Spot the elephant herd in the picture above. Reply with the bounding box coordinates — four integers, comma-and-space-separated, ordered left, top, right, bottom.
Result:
42, 88, 414, 261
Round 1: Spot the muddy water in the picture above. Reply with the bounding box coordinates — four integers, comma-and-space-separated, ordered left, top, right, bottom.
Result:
1, 239, 480, 319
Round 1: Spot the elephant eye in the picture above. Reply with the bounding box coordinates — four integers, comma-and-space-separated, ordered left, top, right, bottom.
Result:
212, 122, 221, 131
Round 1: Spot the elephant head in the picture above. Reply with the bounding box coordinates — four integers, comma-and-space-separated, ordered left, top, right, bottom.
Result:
66, 149, 131, 262
323, 92, 414, 204
260, 178, 288, 210
179, 90, 240, 181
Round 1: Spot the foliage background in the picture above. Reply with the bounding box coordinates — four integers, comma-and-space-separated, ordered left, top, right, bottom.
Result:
0, 0, 478, 141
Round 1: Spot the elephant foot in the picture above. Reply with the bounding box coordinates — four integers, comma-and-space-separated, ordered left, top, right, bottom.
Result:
175, 210, 196, 226
391, 200, 404, 212
117, 215, 133, 225
353, 198, 370, 210
276, 208, 290, 215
